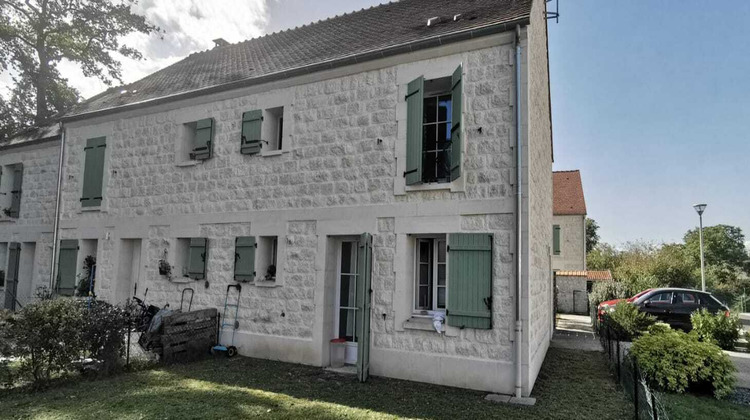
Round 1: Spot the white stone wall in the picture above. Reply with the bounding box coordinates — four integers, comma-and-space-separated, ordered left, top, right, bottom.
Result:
0, 140, 59, 306
552, 214, 586, 271
555, 275, 588, 314
524, 0, 554, 396
57, 31, 548, 393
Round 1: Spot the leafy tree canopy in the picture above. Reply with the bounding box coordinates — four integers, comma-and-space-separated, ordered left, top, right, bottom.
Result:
0, 0, 159, 138
585, 217, 600, 253
684, 224, 749, 274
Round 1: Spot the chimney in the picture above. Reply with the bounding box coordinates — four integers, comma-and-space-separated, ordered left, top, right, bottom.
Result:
213, 38, 229, 48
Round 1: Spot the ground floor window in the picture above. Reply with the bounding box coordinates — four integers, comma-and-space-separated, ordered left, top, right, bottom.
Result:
337, 240, 358, 342
415, 236, 447, 312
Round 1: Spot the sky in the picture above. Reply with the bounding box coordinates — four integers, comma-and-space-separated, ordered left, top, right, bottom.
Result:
5, 0, 749, 248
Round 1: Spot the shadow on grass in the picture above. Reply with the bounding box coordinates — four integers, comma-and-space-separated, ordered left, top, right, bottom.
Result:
0, 348, 632, 420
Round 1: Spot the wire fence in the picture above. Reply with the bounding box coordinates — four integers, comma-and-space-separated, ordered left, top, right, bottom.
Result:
597, 323, 670, 420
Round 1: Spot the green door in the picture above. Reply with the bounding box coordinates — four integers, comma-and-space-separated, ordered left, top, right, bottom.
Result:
4, 243, 20, 310
356, 233, 373, 382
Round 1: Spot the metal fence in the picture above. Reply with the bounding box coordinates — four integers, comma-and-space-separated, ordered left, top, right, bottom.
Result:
598, 324, 670, 420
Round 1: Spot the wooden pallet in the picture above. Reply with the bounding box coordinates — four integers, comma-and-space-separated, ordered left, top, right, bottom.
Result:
161, 308, 218, 364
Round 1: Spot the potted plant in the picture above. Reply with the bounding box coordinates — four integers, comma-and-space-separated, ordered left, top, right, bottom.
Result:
158, 249, 172, 278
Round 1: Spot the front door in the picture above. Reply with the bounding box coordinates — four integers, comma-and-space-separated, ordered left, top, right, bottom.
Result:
336, 240, 359, 364
4, 243, 21, 310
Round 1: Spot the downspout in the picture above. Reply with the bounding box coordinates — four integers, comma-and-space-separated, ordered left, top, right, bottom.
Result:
49, 122, 65, 291
513, 24, 524, 399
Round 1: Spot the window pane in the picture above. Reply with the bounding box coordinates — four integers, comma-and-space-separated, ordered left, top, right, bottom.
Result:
418, 285, 430, 308
340, 242, 352, 274
437, 241, 446, 262
419, 264, 430, 286
437, 264, 446, 286
338, 308, 356, 342
423, 124, 437, 151
423, 97, 437, 123
419, 241, 430, 263
436, 150, 448, 180
437, 287, 446, 309
423, 151, 436, 181
438, 122, 451, 145
438, 96, 452, 122
340, 274, 356, 307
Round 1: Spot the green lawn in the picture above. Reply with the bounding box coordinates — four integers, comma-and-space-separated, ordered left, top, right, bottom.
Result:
662, 392, 750, 420
0, 347, 631, 419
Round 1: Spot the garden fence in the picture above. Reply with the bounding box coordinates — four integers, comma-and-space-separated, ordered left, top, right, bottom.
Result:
598, 324, 670, 420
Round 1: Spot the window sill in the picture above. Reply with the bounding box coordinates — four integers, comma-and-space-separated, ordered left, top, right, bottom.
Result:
403, 317, 439, 332
170, 276, 193, 284
404, 182, 451, 192
176, 160, 203, 167
254, 280, 280, 288
260, 149, 285, 157
0, 218, 17, 223
78, 206, 105, 213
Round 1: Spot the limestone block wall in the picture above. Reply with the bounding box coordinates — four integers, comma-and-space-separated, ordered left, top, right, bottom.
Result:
555, 275, 588, 314
552, 214, 586, 271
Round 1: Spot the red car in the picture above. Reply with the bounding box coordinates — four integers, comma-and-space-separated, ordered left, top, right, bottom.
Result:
596, 289, 653, 321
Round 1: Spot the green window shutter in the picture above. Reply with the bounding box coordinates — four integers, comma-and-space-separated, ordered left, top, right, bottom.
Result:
241, 110, 263, 155
356, 232, 373, 382
553, 225, 561, 255
192, 118, 213, 160
404, 76, 424, 185
187, 238, 208, 279
9, 165, 23, 217
57, 239, 79, 296
446, 233, 493, 329
450, 65, 462, 181
234, 236, 256, 281
81, 137, 106, 207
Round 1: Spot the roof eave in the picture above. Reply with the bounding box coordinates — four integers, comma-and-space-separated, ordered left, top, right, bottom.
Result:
61, 16, 531, 123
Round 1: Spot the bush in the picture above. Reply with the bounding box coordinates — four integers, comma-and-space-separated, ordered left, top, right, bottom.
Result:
631, 326, 736, 399
0, 310, 15, 386
603, 302, 656, 341
81, 300, 128, 374
588, 281, 634, 311
691, 309, 741, 350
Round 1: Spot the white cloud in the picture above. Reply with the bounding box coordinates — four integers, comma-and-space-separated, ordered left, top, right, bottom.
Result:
46, 0, 271, 99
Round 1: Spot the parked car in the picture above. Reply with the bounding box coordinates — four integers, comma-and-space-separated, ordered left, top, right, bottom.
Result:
598, 288, 729, 331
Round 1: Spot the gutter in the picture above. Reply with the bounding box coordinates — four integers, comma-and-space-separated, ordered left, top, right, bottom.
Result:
61, 16, 531, 123
513, 24, 524, 399
49, 122, 66, 290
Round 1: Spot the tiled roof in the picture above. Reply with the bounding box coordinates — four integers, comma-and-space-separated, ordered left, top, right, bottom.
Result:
553, 170, 587, 215
0, 123, 60, 149
555, 270, 613, 281
66, 0, 532, 119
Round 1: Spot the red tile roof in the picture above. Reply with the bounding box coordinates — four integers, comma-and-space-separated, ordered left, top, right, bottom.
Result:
553, 170, 587, 215
555, 270, 613, 281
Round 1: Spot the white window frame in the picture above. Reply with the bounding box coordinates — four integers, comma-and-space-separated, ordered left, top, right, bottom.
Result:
334, 239, 359, 343
413, 235, 447, 314
421, 85, 453, 184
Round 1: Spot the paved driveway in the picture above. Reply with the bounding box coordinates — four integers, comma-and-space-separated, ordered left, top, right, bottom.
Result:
728, 350, 750, 389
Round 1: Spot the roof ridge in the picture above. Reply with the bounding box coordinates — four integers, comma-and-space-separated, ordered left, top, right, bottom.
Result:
553, 169, 581, 174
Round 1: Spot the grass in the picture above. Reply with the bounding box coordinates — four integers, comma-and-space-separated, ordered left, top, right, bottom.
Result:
0, 347, 631, 419
662, 392, 750, 420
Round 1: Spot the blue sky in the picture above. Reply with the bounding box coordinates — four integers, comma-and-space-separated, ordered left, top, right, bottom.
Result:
35, 0, 750, 247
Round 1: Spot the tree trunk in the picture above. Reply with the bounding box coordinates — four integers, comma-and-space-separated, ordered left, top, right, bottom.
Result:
35, 44, 49, 125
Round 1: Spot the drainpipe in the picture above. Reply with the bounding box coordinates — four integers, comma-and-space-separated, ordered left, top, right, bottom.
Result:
513, 24, 524, 400
49, 122, 65, 291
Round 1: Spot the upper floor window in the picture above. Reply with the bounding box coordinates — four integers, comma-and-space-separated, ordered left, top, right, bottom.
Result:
0, 164, 23, 218
241, 106, 286, 155
422, 85, 452, 183
81, 137, 106, 207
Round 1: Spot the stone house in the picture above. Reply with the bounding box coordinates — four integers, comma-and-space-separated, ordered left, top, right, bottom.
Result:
3, 0, 554, 397
552, 170, 586, 271
0, 125, 60, 310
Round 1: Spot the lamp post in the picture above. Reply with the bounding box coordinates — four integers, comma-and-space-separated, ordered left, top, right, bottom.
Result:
693, 204, 707, 291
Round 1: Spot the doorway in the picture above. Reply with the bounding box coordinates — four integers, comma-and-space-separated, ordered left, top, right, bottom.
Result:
335, 240, 359, 365
115, 239, 142, 304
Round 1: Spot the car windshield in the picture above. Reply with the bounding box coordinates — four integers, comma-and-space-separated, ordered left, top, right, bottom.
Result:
627, 289, 652, 302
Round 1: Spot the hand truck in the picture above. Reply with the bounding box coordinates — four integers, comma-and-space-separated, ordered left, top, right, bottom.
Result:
212, 284, 242, 357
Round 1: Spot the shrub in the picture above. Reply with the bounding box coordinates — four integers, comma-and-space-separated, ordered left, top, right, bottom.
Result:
0, 310, 14, 386
9, 298, 85, 386
691, 309, 741, 350
81, 300, 128, 374
631, 326, 736, 399
588, 281, 633, 311
603, 302, 656, 341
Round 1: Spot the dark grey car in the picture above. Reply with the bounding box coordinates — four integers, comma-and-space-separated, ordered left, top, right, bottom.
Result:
632, 288, 729, 331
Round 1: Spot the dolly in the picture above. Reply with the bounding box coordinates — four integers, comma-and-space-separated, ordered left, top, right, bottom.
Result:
212, 284, 242, 357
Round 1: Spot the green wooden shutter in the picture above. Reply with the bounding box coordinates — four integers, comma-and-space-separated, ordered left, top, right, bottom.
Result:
81, 137, 106, 207
57, 239, 79, 296
192, 118, 213, 160
450, 65, 462, 181
356, 233, 373, 382
4, 243, 21, 309
241, 110, 263, 155
9, 165, 23, 217
447, 233, 493, 329
405, 76, 424, 185
187, 238, 208, 279
234, 236, 256, 281
553, 225, 561, 255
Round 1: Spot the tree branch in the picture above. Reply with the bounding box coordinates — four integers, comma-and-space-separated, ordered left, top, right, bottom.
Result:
0, 0, 36, 22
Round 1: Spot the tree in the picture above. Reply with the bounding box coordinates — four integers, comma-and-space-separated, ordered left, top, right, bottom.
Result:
684, 225, 749, 274
585, 217, 600, 254
0, 0, 159, 136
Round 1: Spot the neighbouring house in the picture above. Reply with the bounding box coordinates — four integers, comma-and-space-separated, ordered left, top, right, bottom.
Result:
0, 125, 61, 310
3, 0, 554, 396
555, 270, 613, 314
552, 170, 586, 271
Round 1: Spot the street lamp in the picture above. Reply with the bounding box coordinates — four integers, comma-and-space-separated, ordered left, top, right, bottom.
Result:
693, 204, 707, 291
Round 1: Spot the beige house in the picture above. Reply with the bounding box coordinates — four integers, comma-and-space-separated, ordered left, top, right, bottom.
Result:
552, 170, 586, 271
2, 0, 556, 398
